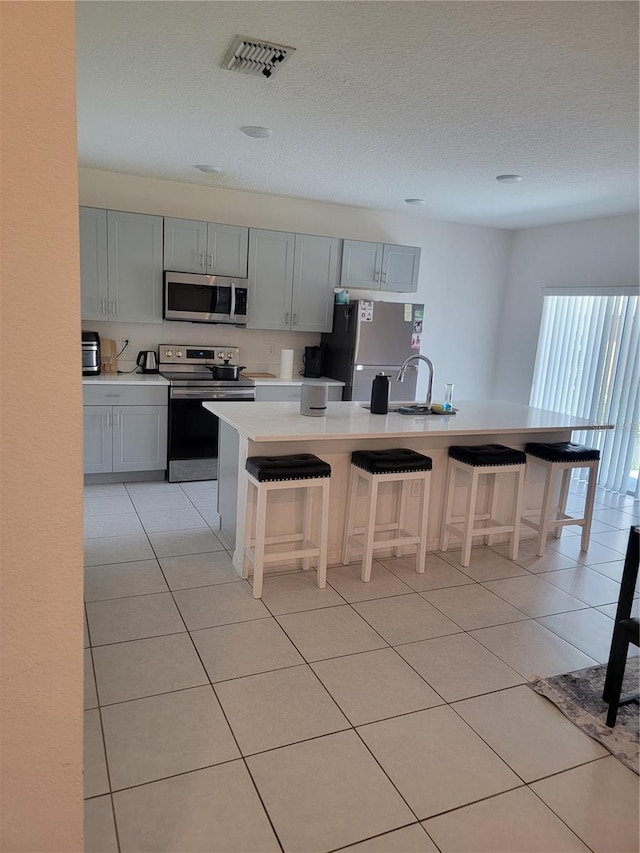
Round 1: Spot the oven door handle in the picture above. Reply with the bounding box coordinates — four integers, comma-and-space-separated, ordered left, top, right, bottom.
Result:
230, 282, 236, 321
170, 388, 255, 401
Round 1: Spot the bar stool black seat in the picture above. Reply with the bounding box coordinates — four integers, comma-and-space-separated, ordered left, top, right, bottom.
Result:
602, 526, 639, 727
246, 453, 331, 481
522, 441, 600, 557
352, 448, 433, 474
449, 444, 527, 467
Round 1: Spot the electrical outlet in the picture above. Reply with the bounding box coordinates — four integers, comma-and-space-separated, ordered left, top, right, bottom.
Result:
120, 337, 130, 354
410, 480, 422, 497
267, 342, 276, 357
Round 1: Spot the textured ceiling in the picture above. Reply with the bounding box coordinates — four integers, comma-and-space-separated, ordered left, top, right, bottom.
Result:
76, 1, 639, 229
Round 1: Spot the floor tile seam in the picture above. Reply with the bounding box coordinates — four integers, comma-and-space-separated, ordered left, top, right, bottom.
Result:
326, 819, 434, 853
464, 620, 558, 678
89, 628, 187, 648
86, 572, 243, 602
96, 680, 213, 710
324, 583, 416, 604
525, 760, 614, 853
140, 521, 212, 535
105, 755, 251, 797
476, 576, 595, 615
416, 587, 532, 632
87, 651, 118, 805
531, 612, 608, 662
84, 586, 173, 604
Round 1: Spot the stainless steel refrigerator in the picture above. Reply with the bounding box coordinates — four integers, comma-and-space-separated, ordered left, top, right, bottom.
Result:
321, 300, 424, 401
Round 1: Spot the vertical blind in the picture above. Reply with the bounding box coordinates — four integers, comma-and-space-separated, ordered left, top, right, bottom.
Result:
530, 289, 639, 496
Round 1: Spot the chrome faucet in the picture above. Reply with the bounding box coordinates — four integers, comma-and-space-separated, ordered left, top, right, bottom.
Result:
396, 355, 434, 409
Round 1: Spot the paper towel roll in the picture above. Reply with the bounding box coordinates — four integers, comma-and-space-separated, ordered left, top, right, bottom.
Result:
279, 349, 294, 380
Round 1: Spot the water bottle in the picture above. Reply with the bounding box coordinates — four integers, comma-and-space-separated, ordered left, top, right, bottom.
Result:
370, 373, 389, 414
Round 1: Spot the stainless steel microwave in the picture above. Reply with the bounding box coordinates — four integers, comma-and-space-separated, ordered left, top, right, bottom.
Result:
163, 271, 249, 325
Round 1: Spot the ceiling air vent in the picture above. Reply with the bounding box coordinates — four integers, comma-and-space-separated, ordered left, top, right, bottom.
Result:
221, 35, 295, 79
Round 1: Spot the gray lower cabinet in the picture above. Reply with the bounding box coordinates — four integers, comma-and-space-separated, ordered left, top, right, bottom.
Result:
163, 217, 248, 277
247, 229, 340, 332
83, 386, 168, 474
80, 207, 164, 323
341, 240, 420, 292
255, 384, 343, 402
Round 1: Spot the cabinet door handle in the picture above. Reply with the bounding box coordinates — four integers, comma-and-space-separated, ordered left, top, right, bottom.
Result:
208, 252, 214, 269
103, 412, 109, 429
199, 252, 206, 268
381, 269, 387, 282
293, 313, 298, 326
113, 412, 120, 428
285, 312, 290, 326
101, 298, 106, 315
105, 411, 111, 428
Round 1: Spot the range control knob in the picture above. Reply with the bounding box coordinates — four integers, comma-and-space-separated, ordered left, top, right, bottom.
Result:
165, 349, 173, 357
226, 351, 234, 359
217, 351, 225, 359
176, 350, 184, 358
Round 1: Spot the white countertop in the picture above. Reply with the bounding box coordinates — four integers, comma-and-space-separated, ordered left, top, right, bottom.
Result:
247, 376, 345, 387
82, 372, 169, 386
203, 399, 613, 442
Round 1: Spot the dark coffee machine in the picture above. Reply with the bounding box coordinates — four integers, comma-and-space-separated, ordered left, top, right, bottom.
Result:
302, 345, 325, 378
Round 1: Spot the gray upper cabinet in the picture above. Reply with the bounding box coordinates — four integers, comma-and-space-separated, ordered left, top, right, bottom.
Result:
107, 211, 164, 324
292, 234, 340, 333
340, 240, 384, 290
341, 239, 420, 292
80, 207, 109, 321
248, 229, 339, 332
80, 207, 163, 324
163, 217, 248, 277
247, 229, 295, 331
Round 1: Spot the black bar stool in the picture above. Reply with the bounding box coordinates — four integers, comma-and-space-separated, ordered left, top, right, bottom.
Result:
440, 444, 527, 567
243, 454, 331, 599
521, 442, 600, 556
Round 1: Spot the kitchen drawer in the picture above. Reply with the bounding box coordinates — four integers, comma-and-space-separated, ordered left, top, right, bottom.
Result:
83, 385, 168, 407
255, 385, 303, 402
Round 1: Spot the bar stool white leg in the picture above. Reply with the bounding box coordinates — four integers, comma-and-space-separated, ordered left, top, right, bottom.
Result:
485, 473, 499, 546
440, 462, 456, 552
461, 468, 479, 567
361, 476, 379, 582
510, 464, 526, 561
394, 480, 409, 557
342, 466, 358, 565
556, 467, 571, 538
317, 478, 330, 588
252, 484, 268, 599
242, 477, 255, 580
302, 484, 313, 571
536, 464, 555, 557
416, 473, 431, 574
581, 461, 599, 551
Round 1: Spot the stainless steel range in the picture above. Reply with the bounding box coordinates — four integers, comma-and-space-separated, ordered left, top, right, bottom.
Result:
159, 344, 255, 482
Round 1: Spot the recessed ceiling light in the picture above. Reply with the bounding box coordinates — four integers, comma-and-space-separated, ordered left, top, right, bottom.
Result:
240, 126, 273, 138
496, 174, 523, 183
404, 198, 426, 205
194, 165, 222, 173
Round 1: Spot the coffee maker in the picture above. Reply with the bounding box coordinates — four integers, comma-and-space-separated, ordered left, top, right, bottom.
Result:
302, 345, 325, 378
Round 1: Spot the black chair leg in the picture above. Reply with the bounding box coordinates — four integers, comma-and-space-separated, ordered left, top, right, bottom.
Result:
604, 635, 630, 727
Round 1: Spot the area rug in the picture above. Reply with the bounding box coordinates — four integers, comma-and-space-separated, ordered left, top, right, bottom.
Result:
528, 657, 639, 774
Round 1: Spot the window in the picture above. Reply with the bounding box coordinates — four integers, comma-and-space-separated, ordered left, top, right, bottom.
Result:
530, 288, 639, 496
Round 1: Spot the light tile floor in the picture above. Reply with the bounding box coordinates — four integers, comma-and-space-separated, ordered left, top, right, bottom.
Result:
84, 479, 639, 853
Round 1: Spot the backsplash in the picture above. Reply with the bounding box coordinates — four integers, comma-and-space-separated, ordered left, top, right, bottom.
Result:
82, 320, 322, 377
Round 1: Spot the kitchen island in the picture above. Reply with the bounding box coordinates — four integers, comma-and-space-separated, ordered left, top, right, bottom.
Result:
203, 400, 612, 575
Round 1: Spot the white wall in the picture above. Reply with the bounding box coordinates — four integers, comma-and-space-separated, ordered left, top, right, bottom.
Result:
1, 4, 83, 850
79, 168, 511, 399
493, 214, 640, 404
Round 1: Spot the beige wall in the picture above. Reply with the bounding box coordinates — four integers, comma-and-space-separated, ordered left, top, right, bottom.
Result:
1, 2, 83, 850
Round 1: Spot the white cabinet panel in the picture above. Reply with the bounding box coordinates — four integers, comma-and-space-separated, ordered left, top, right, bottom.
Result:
292, 234, 340, 333
164, 217, 208, 273
382, 244, 420, 292
83, 406, 113, 474
112, 406, 168, 473
107, 211, 163, 324
340, 240, 383, 290
207, 223, 248, 277
247, 229, 295, 331
80, 207, 108, 321
341, 239, 420, 293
